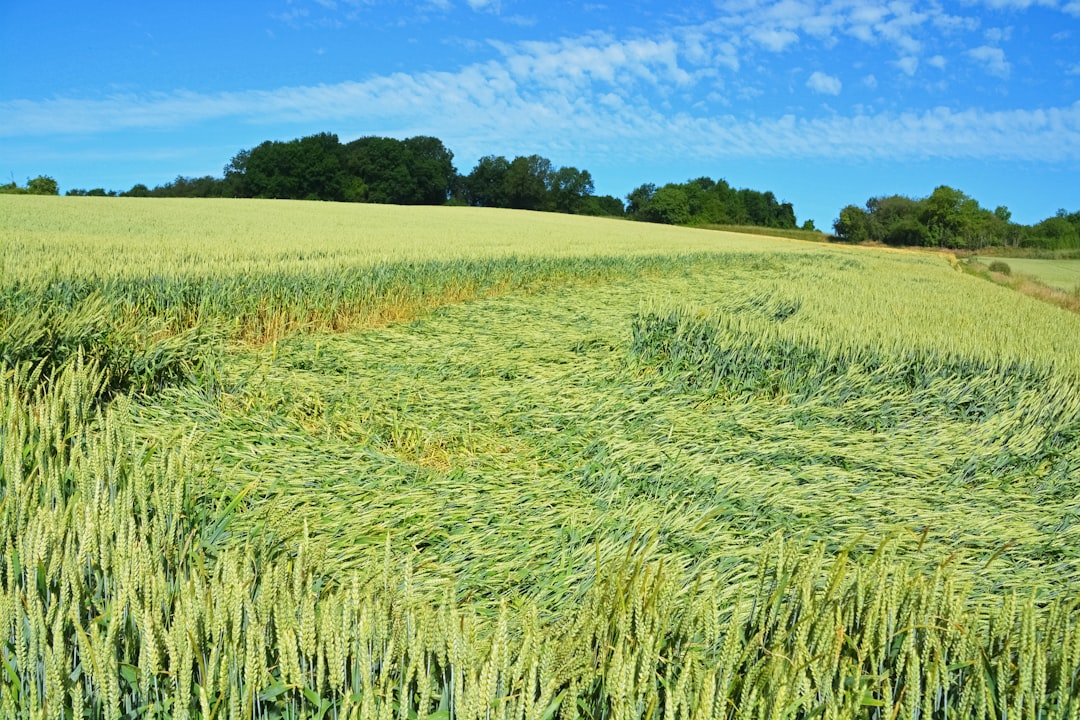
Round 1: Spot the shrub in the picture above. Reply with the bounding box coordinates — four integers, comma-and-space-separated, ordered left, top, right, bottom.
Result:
988, 260, 1012, 275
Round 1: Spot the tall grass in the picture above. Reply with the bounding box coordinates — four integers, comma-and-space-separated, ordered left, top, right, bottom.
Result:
3, 363, 1078, 718
3, 199, 1080, 718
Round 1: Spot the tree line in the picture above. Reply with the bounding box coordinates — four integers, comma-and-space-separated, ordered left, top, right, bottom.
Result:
57, 131, 802, 228
625, 177, 801, 229
0, 176, 60, 196
834, 186, 1080, 250
65, 132, 629, 218
24, 129, 1080, 249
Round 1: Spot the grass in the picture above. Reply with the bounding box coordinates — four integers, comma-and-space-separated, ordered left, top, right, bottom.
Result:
974, 256, 1080, 293
0, 196, 796, 282
2, 197, 1080, 718
961, 254, 1080, 314
134, 252, 1080, 603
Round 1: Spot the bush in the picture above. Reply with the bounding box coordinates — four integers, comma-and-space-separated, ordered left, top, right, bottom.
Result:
988, 260, 1012, 275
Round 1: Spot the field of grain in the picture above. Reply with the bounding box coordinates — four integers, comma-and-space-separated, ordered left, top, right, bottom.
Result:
2, 196, 1079, 719
982, 256, 1080, 293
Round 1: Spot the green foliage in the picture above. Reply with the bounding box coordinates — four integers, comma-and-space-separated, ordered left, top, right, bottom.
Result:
1030, 212, 1080, 250
639, 184, 691, 224
577, 193, 625, 217
36, 129, 804, 227
988, 260, 1012, 275
342, 135, 456, 204
549, 165, 595, 213
833, 204, 871, 243
628, 176, 799, 229
140, 174, 228, 198
504, 154, 553, 210
460, 154, 511, 207
227, 132, 348, 201
26, 175, 59, 195
0, 175, 60, 195
124, 182, 151, 197
834, 186, 1077, 250
625, 182, 656, 216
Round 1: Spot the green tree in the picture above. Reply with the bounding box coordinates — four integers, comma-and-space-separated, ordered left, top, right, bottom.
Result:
462, 155, 512, 208
625, 184, 656, 218
401, 136, 456, 205
343, 136, 416, 204
504, 155, 553, 211
579, 195, 625, 217
1030, 214, 1079, 249
833, 205, 871, 243
26, 175, 59, 195
639, 185, 691, 225
226, 132, 347, 201
921, 185, 973, 247
550, 166, 594, 214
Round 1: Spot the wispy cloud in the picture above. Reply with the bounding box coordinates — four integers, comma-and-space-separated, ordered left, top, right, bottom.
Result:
968, 45, 1011, 78
895, 56, 919, 76
3, 50, 1077, 165
750, 27, 801, 51
5, 4, 1078, 175
806, 71, 842, 95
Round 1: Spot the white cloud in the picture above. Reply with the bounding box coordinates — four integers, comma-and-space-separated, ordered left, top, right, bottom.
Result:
806, 71, 842, 95
1065, 1, 1080, 15
6, 13, 1080, 173
3, 59, 1078, 166
968, 45, 1011, 78
750, 27, 801, 51
1066, 63, 1080, 76
895, 56, 919, 75
490, 35, 695, 92
973, 0, 1054, 8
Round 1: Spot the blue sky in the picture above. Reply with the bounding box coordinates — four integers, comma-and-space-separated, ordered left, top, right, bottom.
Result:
1, 0, 1078, 228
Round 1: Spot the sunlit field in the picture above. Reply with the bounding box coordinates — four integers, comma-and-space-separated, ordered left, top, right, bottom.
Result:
986, 256, 1080, 293
3, 196, 1079, 719
1, 196, 795, 279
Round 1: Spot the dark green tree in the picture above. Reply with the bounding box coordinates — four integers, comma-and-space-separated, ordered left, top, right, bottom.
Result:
124, 183, 151, 198
625, 183, 656, 217
639, 185, 691, 225
343, 137, 417, 204
504, 155, 553, 211
226, 132, 347, 201
462, 155, 512, 208
26, 175, 59, 195
579, 195, 626, 217
833, 205, 871, 243
402, 136, 456, 205
550, 166, 594, 214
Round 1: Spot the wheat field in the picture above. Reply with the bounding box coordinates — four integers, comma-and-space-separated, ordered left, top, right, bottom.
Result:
2, 196, 1079, 719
